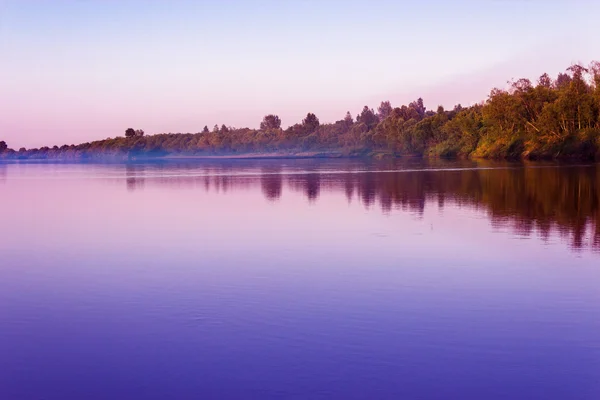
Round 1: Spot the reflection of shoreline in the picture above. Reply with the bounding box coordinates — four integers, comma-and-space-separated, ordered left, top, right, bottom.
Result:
260, 166, 282, 201
118, 160, 600, 251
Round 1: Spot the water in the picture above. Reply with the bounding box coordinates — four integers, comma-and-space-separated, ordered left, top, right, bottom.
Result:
1, 159, 599, 400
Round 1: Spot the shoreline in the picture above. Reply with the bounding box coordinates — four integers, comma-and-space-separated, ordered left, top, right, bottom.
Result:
1, 153, 597, 166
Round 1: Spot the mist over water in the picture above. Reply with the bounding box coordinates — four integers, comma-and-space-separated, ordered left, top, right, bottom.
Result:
1, 160, 599, 399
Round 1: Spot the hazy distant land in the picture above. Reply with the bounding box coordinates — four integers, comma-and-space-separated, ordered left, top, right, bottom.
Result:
2, 62, 600, 162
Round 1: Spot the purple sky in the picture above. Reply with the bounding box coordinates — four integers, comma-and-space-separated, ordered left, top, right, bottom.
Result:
1, 0, 598, 148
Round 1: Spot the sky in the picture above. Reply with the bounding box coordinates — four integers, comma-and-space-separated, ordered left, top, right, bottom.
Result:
1, 0, 599, 148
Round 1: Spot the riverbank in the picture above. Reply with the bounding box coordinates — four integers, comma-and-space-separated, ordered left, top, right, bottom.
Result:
1, 149, 598, 163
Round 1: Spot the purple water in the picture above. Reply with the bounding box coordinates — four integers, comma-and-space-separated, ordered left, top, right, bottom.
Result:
1, 160, 599, 399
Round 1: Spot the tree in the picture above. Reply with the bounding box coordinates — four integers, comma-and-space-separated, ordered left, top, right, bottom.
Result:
378, 101, 393, 120
564, 64, 595, 131
344, 111, 353, 125
0, 141, 7, 152
213, 124, 219, 133
590, 61, 600, 89
395, 105, 420, 121
555, 73, 572, 89
356, 106, 379, 128
302, 113, 320, 133
135, 129, 144, 137
125, 128, 136, 138
538, 73, 552, 88
260, 114, 281, 130
202, 125, 209, 133
590, 61, 600, 121
409, 98, 426, 119
220, 124, 229, 133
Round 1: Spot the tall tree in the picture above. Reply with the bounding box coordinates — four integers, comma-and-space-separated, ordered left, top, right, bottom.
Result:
260, 114, 282, 130
566, 64, 595, 130
378, 101, 393, 120
538, 73, 552, 88
344, 111, 353, 125
0, 141, 7, 152
302, 113, 320, 133
125, 128, 136, 138
555, 73, 572, 89
202, 125, 209, 133
356, 106, 379, 128
409, 98, 426, 119
590, 61, 600, 90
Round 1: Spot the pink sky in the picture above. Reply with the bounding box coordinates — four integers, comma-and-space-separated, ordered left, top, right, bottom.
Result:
1, 1, 598, 149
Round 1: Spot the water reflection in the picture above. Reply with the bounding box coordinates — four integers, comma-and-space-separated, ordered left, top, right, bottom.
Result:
120, 161, 600, 251
1, 160, 599, 399
260, 167, 282, 201
125, 164, 145, 191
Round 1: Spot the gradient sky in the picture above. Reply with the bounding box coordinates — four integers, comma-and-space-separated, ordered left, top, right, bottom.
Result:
1, 0, 599, 148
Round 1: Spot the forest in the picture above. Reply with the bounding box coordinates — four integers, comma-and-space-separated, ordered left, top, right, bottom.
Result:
2, 62, 600, 161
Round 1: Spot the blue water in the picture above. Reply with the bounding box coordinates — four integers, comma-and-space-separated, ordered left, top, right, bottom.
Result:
1, 160, 599, 399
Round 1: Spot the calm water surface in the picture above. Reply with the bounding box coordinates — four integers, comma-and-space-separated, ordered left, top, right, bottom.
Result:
1, 159, 599, 399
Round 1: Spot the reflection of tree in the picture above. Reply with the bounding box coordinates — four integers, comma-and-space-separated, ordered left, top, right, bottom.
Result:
0, 164, 6, 184
261, 172, 282, 201
359, 173, 377, 209
288, 174, 321, 202
115, 160, 600, 251
125, 164, 145, 191
344, 174, 354, 203
342, 165, 599, 251
304, 174, 320, 202
294, 165, 599, 250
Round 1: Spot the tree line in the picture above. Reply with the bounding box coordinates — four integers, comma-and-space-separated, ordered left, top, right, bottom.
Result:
2, 61, 600, 161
